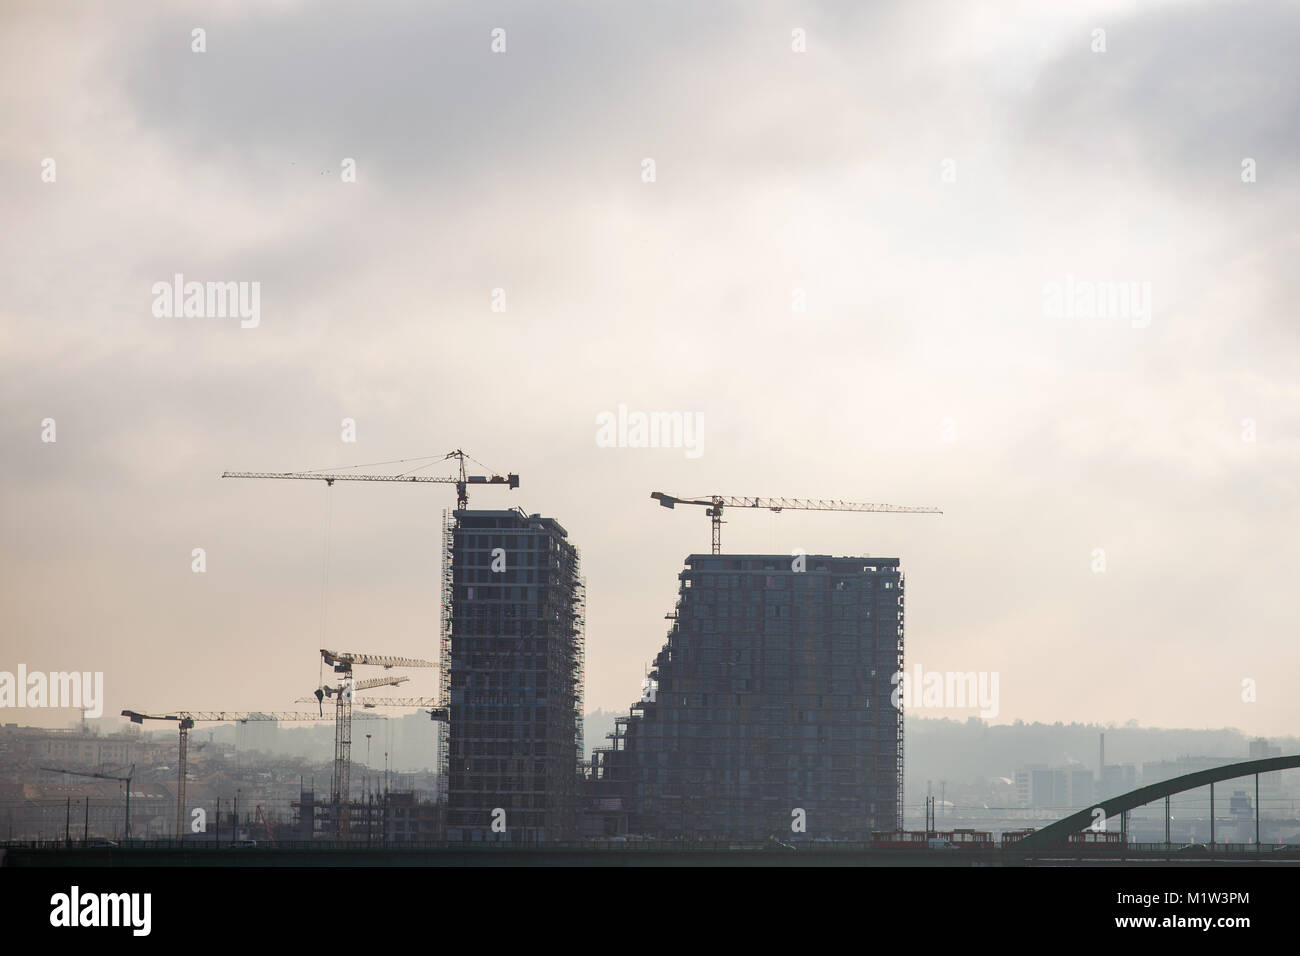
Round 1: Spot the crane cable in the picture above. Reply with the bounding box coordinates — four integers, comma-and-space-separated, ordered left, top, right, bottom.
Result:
320, 482, 333, 651
300, 453, 445, 475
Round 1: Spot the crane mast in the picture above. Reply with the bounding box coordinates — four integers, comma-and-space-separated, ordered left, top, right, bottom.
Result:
316, 649, 437, 841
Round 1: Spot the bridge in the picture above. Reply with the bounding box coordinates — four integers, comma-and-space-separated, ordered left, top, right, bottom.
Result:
1010, 754, 1300, 853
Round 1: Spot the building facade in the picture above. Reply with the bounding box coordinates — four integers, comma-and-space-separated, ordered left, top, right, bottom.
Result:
446, 509, 584, 841
592, 553, 905, 840
1249, 738, 1283, 798
9, 728, 137, 769
1014, 764, 1094, 809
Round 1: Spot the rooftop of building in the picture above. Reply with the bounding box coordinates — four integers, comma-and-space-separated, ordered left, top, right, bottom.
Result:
683, 554, 900, 568
453, 508, 569, 538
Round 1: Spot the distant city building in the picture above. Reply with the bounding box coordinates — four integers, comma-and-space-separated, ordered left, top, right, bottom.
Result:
1139, 756, 1234, 791
1098, 763, 1138, 800
1249, 738, 1283, 798
235, 715, 279, 755
377, 791, 444, 842
1227, 788, 1256, 842
446, 509, 585, 842
1014, 764, 1093, 809
6, 727, 136, 770
591, 554, 905, 840
1249, 738, 1281, 760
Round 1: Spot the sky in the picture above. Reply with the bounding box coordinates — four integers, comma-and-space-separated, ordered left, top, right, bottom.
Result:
2, 0, 1297, 736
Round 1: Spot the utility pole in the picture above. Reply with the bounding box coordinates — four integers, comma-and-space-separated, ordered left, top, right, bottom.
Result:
41, 765, 133, 841
65, 797, 71, 846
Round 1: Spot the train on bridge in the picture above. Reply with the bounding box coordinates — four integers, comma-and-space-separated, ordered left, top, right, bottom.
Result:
869, 829, 1128, 851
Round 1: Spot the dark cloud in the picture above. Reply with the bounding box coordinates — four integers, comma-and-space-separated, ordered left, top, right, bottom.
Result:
1020, 0, 1300, 189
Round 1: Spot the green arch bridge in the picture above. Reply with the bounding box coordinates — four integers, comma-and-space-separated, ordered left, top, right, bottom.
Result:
1010, 754, 1300, 853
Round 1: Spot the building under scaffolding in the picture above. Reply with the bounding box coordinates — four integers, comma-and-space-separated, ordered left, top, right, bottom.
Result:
293, 789, 446, 843
446, 509, 585, 841
591, 554, 905, 840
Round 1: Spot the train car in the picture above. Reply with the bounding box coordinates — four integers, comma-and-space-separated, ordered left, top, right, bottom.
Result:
999, 828, 1036, 847
870, 830, 930, 849
999, 828, 1127, 850
1067, 830, 1127, 849
869, 829, 994, 850
947, 828, 995, 850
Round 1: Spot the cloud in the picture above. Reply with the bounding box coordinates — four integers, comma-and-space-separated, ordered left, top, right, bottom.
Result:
1, 0, 1296, 734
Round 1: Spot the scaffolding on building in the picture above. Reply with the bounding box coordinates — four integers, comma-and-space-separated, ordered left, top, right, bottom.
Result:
438, 508, 454, 803
896, 573, 906, 831
446, 509, 585, 841
573, 567, 587, 778
591, 554, 905, 841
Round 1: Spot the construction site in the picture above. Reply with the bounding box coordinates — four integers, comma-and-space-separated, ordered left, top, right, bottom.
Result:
7, 453, 941, 847
588, 553, 906, 840
9, 460, 1300, 868
446, 508, 585, 842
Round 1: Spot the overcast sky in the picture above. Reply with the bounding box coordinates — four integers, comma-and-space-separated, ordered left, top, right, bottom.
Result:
2, 0, 1297, 736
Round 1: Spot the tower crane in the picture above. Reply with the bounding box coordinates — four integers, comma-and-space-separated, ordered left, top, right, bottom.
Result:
300, 690, 445, 715
222, 448, 519, 511
120, 709, 382, 840
302, 674, 409, 706
222, 450, 515, 819
356, 697, 442, 710
651, 492, 942, 554
316, 649, 438, 840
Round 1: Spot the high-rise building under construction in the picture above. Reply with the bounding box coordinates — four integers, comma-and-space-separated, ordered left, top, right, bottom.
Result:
445, 509, 585, 841
591, 553, 904, 839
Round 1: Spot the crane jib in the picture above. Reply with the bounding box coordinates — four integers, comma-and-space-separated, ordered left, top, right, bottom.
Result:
650, 491, 941, 553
